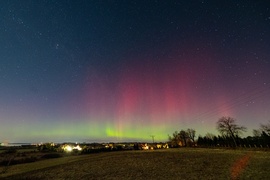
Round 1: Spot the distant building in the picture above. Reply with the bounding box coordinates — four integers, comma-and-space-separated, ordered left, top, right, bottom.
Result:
1, 141, 9, 146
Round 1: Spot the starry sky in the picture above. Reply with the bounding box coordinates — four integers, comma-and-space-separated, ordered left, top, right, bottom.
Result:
1, 0, 270, 143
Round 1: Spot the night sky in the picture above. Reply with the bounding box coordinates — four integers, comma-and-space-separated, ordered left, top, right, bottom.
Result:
1, 0, 270, 143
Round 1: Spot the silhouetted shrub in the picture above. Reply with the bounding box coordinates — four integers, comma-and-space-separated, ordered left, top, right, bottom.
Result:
41, 153, 62, 159
22, 156, 37, 163
1, 148, 17, 154
0, 156, 38, 166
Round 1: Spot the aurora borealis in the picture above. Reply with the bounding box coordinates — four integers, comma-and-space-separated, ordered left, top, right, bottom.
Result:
1, 1, 270, 143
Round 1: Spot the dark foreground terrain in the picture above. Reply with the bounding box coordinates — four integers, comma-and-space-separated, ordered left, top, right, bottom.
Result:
1, 148, 269, 179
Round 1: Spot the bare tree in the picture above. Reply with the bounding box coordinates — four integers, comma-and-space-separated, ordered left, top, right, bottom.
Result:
168, 131, 180, 147
216, 116, 247, 147
179, 130, 189, 147
186, 128, 196, 144
253, 121, 270, 136
253, 129, 261, 137
260, 121, 270, 135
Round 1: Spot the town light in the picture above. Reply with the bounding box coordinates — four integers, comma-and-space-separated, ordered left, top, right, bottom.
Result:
74, 145, 82, 151
66, 145, 73, 152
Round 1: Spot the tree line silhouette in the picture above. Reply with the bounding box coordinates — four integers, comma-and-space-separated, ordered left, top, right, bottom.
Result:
168, 116, 270, 148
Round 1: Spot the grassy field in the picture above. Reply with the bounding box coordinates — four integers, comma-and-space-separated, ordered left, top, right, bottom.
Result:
0, 148, 269, 179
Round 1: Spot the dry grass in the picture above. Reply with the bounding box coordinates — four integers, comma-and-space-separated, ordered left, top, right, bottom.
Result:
1, 148, 269, 180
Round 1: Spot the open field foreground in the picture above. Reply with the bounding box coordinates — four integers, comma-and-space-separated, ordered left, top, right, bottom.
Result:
1, 148, 269, 180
